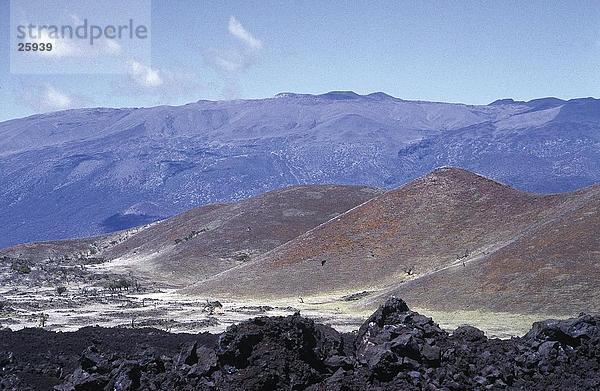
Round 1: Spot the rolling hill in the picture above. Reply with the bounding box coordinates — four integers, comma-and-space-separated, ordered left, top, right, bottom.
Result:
0, 184, 383, 285
368, 182, 600, 315
184, 168, 600, 315
3, 167, 598, 317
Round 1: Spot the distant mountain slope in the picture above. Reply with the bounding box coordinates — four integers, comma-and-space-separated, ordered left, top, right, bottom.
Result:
185, 168, 600, 315
1, 92, 598, 247
0, 184, 383, 285
396, 110, 600, 193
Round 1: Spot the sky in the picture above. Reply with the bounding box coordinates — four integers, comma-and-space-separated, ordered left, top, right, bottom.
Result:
0, 0, 599, 121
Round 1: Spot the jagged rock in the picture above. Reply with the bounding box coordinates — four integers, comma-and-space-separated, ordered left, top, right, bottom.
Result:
524, 314, 600, 346
538, 341, 559, 356
4, 300, 600, 390
107, 361, 141, 390
0, 350, 14, 366
390, 333, 421, 360
138, 349, 165, 374
176, 342, 198, 367
452, 325, 487, 342
215, 313, 343, 389
54, 368, 109, 391
358, 297, 409, 332
420, 343, 441, 365
80, 346, 111, 374
323, 355, 355, 370
187, 347, 217, 378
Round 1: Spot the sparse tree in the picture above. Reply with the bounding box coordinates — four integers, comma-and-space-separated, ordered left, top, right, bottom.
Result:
233, 252, 251, 262
39, 313, 49, 328
11, 263, 31, 274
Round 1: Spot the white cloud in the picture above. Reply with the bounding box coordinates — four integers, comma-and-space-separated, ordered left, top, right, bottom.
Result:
19, 16, 122, 59
70, 14, 83, 24
119, 60, 204, 105
228, 16, 263, 50
103, 39, 122, 55
127, 60, 164, 87
43, 86, 73, 109
203, 16, 264, 78
204, 48, 255, 73
33, 30, 77, 58
18, 84, 90, 113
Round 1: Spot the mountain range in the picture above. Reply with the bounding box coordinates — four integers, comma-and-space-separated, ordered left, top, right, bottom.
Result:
1, 92, 599, 247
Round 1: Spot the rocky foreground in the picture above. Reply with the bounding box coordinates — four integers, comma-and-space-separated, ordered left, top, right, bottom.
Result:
1, 298, 599, 390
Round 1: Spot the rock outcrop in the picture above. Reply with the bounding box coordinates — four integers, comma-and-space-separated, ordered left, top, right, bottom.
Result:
1, 298, 599, 390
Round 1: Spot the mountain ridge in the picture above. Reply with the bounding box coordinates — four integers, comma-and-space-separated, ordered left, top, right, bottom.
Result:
0, 183, 383, 286
1, 93, 598, 247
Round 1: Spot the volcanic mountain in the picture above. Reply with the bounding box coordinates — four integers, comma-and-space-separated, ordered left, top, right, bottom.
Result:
185, 168, 600, 315
1, 92, 598, 247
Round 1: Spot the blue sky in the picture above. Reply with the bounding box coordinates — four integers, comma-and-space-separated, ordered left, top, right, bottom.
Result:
0, 0, 599, 121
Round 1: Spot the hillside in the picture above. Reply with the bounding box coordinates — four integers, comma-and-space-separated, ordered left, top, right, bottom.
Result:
185, 168, 600, 315
369, 184, 600, 315
1, 93, 598, 247
1, 184, 383, 286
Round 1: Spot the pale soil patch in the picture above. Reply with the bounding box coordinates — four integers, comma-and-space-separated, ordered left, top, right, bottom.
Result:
0, 279, 567, 338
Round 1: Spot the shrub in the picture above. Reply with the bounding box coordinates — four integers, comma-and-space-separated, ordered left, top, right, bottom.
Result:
233, 252, 251, 262
55, 286, 67, 295
107, 278, 133, 292
174, 228, 208, 244
39, 313, 49, 328
11, 263, 31, 274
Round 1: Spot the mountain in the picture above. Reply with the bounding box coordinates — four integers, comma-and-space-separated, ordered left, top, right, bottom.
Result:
1, 92, 598, 247
0, 184, 383, 286
184, 168, 600, 315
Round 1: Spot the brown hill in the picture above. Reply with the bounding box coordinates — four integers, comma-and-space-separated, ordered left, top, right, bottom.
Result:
100, 184, 383, 285
1, 185, 383, 286
4, 168, 598, 317
367, 184, 600, 315
185, 168, 599, 316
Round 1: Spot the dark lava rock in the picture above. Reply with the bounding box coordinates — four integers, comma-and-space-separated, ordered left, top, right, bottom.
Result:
215, 313, 345, 390
55, 367, 109, 391
1, 298, 600, 390
524, 314, 600, 346
340, 291, 370, 301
